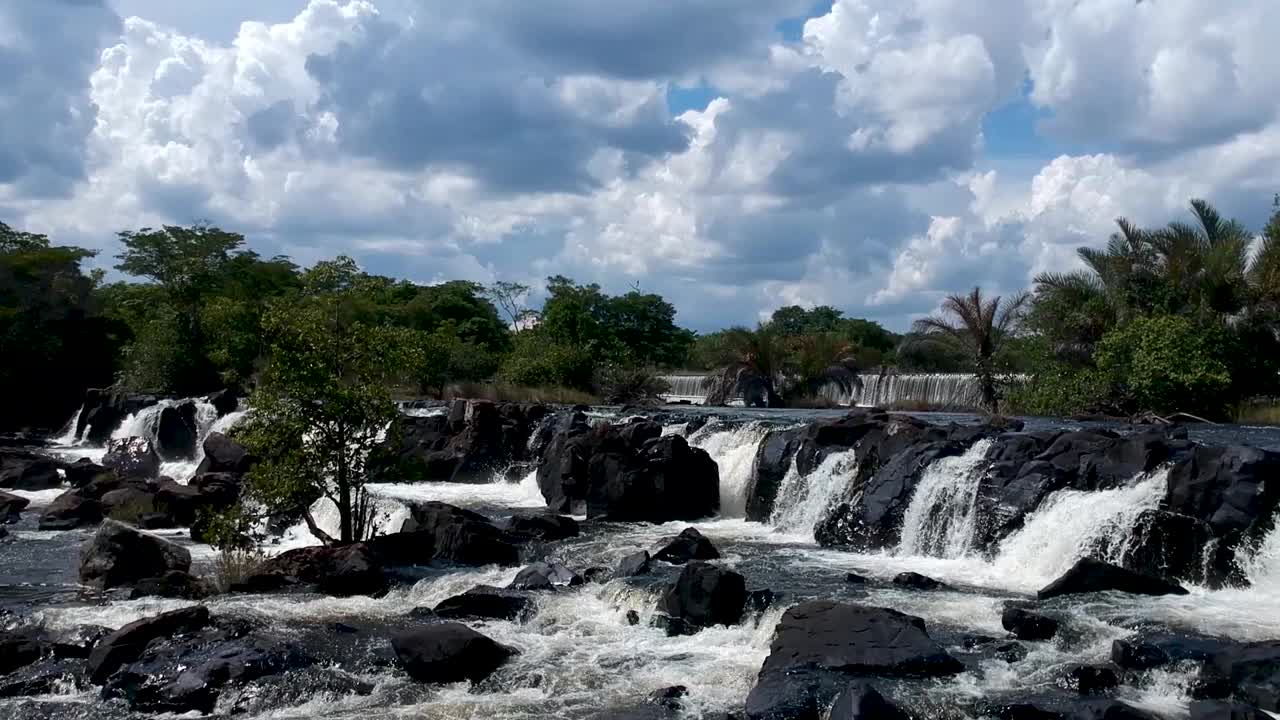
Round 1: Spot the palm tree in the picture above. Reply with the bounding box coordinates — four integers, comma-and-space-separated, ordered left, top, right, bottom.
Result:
1149, 199, 1252, 318
701, 325, 862, 407
911, 287, 1029, 414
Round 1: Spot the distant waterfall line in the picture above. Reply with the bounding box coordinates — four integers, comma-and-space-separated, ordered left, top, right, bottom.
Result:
660, 373, 992, 410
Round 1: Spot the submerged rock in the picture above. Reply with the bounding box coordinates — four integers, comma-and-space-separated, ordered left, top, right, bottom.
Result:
391, 622, 516, 684
653, 527, 720, 564
79, 519, 191, 589
893, 572, 946, 591
101, 437, 161, 480
507, 561, 582, 591
505, 512, 580, 542
1063, 665, 1120, 695
88, 606, 211, 683
434, 585, 532, 621
1003, 606, 1059, 641
745, 601, 962, 719
1037, 558, 1189, 600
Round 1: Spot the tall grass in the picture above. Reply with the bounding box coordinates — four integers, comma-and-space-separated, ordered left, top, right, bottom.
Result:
1233, 400, 1280, 426
441, 382, 599, 405
209, 548, 268, 594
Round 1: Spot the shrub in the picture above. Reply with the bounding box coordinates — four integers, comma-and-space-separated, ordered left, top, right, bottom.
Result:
594, 364, 670, 405
1095, 315, 1235, 418
210, 548, 267, 594
499, 331, 595, 390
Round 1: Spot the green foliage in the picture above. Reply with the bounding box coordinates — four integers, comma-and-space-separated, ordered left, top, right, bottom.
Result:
499, 329, 596, 390
594, 363, 671, 405
912, 287, 1029, 413
539, 276, 692, 368
1095, 315, 1235, 418
408, 322, 501, 397
235, 256, 416, 544
700, 325, 860, 407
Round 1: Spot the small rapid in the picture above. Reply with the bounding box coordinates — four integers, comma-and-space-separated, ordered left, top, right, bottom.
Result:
896, 439, 993, 559
769, 449, 857, 539
686, 420, 773, 518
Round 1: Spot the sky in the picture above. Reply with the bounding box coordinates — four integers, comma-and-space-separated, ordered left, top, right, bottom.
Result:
3, 1, 1280, 332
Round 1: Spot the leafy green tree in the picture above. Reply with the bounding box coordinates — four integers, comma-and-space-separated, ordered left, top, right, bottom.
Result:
0, 223, 120, 429
499, 328, 596, 390
700, 325, 859, 407
1095, 315, 1235, 418
912, 287, 1029, 414
409, 322, 501, 397
235, 257, 414, 544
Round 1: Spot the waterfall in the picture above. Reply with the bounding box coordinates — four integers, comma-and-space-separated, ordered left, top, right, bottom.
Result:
990, 469, 1169, 585
658, 373, 994, 410
1239, 519, 1280, 594
769, 450, 857, 539
896, 439, 994, 558
52, 406, 85, 446
687, 421, 773, 518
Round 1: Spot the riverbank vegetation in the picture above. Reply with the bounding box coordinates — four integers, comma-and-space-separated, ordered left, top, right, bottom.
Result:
2, 194, 1279, 428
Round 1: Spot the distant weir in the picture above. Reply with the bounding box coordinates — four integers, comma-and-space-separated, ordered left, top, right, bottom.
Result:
659, 372, 989, 410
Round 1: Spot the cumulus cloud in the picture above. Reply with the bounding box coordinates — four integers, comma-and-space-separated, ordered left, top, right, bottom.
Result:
6, 0, 1280, 331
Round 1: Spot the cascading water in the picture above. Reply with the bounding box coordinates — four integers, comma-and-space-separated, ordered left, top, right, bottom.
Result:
896, 439, 993, 559
658, 372, 994, 409
687, 421, 773, 518
769, 450, 857, 539
1240, 519, 1280, 594
990, 469, 1169, 587
51, 406, 85, 446
660, 375, 708, 404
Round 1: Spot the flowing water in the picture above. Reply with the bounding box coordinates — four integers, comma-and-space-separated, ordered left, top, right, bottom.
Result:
660, 372, 990, 409
6, 405, 1280, 718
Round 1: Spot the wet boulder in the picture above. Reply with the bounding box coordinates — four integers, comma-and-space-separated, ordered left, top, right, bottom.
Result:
1003, 606, 1059, 641
129, 570, 211, 600
208, 387, 240, 417
373, 501, 520, 567
505, 512, 580, 542
659, 562, 747, 631
828, 683, 910, 720
391, 622, 516, 684
0, 491, 29, 523
155, 402, 199, 460
370, 401, 546, 484
239, 543, 386, 597
0, 451, 61, 491
893, 572, 946, 591
38, 490, 103, 529
79, 520, 192, 589
1064, 665, 1120, 695
1120, 510, 1216, 584
745, 426, 806, 522
653, 527, 720, 564
1037, 558, 1189, 600
101, 437, 161, 480
1111, 632, 1235, 672
76, 390, 159, 445
64, 459, 111, 488
508, 561, 583, 591
434, 585, 532, 621
613, 550, 652, 579
745, 601, 962, 719
0, 629, 47, 675
88, 606, 211, 683
195, 432, 254, 476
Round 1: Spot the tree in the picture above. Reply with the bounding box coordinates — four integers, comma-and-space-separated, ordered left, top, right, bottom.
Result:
1095, 315, 1235, 418
911, 287, 1029, 414
484, 281, 533, 329
700, 325, 859, 407
235, 257, 413, 544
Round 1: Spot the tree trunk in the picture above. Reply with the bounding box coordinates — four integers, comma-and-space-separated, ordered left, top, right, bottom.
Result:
337, 446, 352, 544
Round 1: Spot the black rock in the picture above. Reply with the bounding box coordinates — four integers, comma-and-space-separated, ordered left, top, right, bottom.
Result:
0, 452, 61, 491
994, 641, 1029, 663
505, 512, 580, 542
38, 490, 102, 529
626, 610, 640, 626
1003, 606, 1059, 641
101, 437, 161, 480
195, 432, 254, 476
0, 490, 30, 523
828, 682, 910, 720
88, 606, 211, 683
155, 403, 199, 460
613, 550, 652, 579
391, 623, 516, 684
371, 501, 520, 567
434, 585, 532, 621
1065, 665, 1120, 695
660, 562, 747, 631
582, 567, 610, 583
508, 561, 583, 591
746, 589, 777, 614
845, 572, 868, 584
64, 459, 111, 488
239, 543, 387, 597
996, 699, 1164, 719
1038, 558, 1189, 600
745, 601, 962, 719
208, 388, 240, 417
129, 570, 211, 600
893, 572, 945, 591
79, 519, 192, 589
0, 630, 46, 675
650, 614, 697, 637
653, 527, 720, 565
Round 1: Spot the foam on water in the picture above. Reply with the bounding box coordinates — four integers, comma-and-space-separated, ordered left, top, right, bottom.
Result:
897, 439, 993, 559
7, 488, 69, 507
990, 469, 1169, 589
687, 420, 773, 518
768, 449, 857, 540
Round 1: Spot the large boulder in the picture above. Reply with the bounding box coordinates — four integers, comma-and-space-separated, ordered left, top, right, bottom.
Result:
239, 543, 386, 597
434, 585, 533, 621
745, 426, 806, 522
1037, 558, 1189, 600
508, 561, 582, 591
1120, 510, 1216, 584
828, 683, 910, 720
659, 562, 747, 631
87, 606, 211, 683
207, 387, 240, 417
370, 401, 547, 484
38, 490, 103, 529
155, 402, 199, 460
745, 601, 962, 720
0, 629, 47, 675
64, 459, 111, 488
76, 390, 159, 445
0, 491, 29, 523
0, 450, 62, 490
195, 432, 254, 476
391, 623, 516, 684
370, 501, 521, 567
653, 527, 720, 564
504, 512, 580, 542
101, 437, 161, 480
1002, 606, 1059, 642
613, 550, 652, 579
79, 519, 192, 589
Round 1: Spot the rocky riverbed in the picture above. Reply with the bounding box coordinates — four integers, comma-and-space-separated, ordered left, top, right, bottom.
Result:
2, 394, 1279, 719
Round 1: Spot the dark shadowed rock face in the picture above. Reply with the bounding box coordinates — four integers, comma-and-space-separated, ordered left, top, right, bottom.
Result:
828, 683, 910, 720
508, 561, 582, 591
1037, 558, 1189, 600
434, 585, 532, 621
1164, 445, 1280, 568
375, 501, 521, 567
101, 437, 161, 480
391, 622, 516, 684
653, 527, 720, 564
1002, 606, 1059, 642
239, 543, 387, 597
0, 450, 61, 490
659, 562, 747, 631
39, 490, 103, 529
155, 402, 200, 461
195, 432, 254, 476
745, 426, 806, 522
613, 550, 652, 579
0, 490, 29, 523
504, 512, 580, 542
79, 519, 192, 589
369, 401, 548, 484
745, 601, 962, 720
88, 606, 211, 684
538, 419, 719, 522
76, 390, 159, 445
